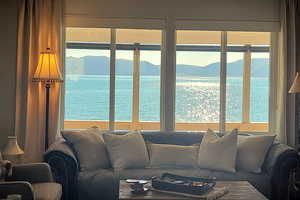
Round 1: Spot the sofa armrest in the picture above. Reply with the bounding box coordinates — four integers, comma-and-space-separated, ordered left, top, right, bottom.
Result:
0, 181, 34, 200
6, 163, 53, 184
44, 139, 79, 200
263, 142, 300, 200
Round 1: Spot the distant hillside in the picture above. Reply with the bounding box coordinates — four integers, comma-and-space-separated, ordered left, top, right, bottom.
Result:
66, 56, 269, 77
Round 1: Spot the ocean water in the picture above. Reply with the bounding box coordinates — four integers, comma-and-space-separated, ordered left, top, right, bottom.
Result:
64, 75, 269, 123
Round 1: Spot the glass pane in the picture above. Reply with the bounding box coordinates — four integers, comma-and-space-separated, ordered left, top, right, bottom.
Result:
66, 28, 110, 43
176, 30, 221, 130
250, 52, 269, 122
139, 50, 161, 122
116, 29, 161, 44
226, 52, 244, 122
227, 32, 270, 45
115, 50, 133, 121
176, 52, 220, 123
64, 49, 110, 120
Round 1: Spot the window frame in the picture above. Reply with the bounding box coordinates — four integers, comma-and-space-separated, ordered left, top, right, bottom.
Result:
64, 27, 272, 133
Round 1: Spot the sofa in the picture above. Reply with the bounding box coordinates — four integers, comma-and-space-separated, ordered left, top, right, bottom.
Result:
44, 131, 300, 200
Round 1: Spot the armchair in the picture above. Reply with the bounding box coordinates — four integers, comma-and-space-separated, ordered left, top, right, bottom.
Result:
0, 162, 62, 200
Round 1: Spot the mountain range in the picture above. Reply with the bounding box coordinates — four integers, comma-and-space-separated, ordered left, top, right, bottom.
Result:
66, 56, 269, 77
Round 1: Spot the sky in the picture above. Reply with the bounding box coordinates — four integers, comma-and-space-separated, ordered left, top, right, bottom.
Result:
66, 49, 269, 66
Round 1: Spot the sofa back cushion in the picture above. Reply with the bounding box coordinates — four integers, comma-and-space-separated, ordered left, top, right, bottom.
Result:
141, 131, 204, 145
147, 143, 199, 168
198, 129, 238, 173
62, 127, 110, 171
237, 135, 276, 173
103, 132, 149, 169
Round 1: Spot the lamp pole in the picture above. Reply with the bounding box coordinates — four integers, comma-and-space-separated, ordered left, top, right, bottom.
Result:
45, 81, 50, 150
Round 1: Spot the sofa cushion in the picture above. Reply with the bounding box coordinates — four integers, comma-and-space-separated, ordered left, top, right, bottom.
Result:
147, 143, 199, 168
103, 132, 149, 169
78, 169, 116, 200
118, 168, 213, 180
32, 183, 62, 200
198, 129, 238, 173
237, 135, 276, 173
62, 127, 110, 171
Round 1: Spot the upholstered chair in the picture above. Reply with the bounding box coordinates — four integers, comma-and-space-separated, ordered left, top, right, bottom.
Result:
0, 152, 62, 200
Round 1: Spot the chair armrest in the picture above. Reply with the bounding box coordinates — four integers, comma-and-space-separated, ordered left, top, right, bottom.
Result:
6, 163, 53, 184
263, 142, 300, 200
44, 139, 79, 200
0, 181, 34, 200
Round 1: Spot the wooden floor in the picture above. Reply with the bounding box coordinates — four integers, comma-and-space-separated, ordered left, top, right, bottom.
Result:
119, 180, 268, 200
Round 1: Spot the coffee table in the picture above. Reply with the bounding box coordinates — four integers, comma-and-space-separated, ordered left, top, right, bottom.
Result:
119, 180, 268, 200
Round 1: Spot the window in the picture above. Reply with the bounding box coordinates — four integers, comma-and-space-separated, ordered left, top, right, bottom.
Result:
176, 31, 221, 130
175, 31, 270, 131
226, 32, 270, 131
64, 28, 111, 129
64, 26, 271, 132
64, 28, 161, 130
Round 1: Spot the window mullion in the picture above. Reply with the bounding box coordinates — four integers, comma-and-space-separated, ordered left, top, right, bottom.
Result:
132, 43, 140, 130
109, 29, 116, 131
242, 45, 251, 123
160, 19, 176, 131
220, 31, 227, 133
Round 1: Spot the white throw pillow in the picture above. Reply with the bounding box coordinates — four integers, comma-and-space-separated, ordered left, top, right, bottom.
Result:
237, 135, 275, 173
147, 143, 199, 168
62, 127, 110, 171
103, 131, 149, 169
198, 129, 238, 173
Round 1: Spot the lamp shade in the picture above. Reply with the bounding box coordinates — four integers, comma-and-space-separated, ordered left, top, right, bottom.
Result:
33, 49, 63, 82
289, 72, 300, 93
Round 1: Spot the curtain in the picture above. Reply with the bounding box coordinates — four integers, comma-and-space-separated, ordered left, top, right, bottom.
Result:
272, 0, 300, 146
15, 0, 64, 162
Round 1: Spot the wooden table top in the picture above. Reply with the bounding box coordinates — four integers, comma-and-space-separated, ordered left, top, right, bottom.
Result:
119, 180, 268, 200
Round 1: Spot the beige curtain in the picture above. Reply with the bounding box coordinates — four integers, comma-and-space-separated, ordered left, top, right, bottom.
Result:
272, 0, 300, 146
15, 0, 64, 162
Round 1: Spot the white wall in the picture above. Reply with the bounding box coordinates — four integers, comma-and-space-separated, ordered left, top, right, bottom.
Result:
65, 0, 280, 22
0, 0, 18, 148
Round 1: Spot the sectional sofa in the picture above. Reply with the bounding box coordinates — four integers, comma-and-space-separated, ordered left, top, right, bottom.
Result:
44, 131, 300, 200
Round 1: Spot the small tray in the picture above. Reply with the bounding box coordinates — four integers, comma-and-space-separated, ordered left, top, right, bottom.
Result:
151, 173, 216, 195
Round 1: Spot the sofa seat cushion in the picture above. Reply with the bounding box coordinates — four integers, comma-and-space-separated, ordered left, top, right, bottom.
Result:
78, 169, 116, 200
32, 183, 62, 200
119, 168, 212, 180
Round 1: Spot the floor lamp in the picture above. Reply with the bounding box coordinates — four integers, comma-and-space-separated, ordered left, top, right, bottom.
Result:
33, 48, 63, 150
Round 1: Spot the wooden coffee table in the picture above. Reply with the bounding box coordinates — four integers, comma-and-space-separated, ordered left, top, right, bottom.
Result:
119, 180, 268, 200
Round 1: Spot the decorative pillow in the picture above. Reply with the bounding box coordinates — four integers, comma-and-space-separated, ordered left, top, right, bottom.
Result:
198, 129, 238, 173
103, 131, 149, 169
62, 127, 110, 171
147, 143, 199, 168
237, 135, 275, 173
